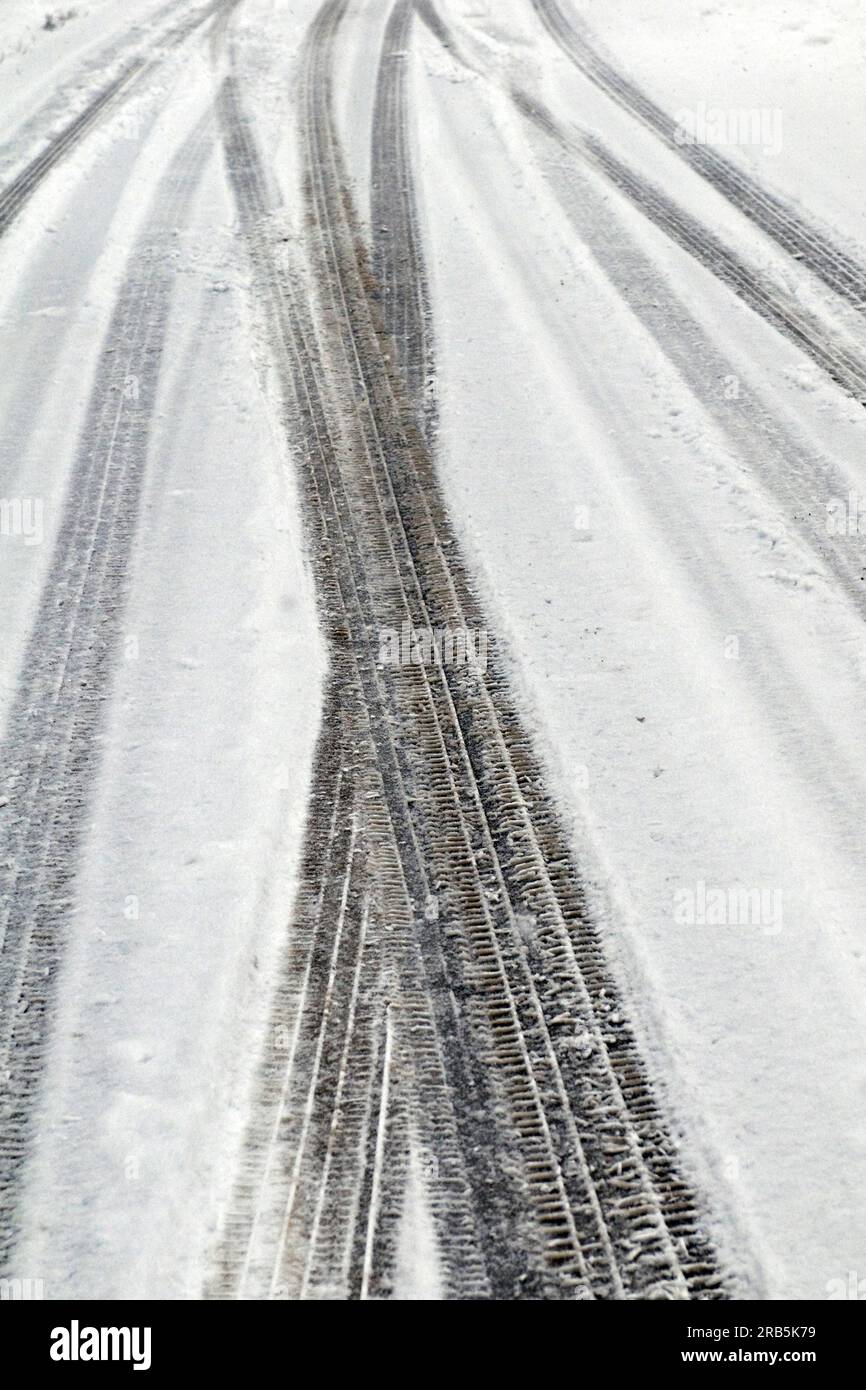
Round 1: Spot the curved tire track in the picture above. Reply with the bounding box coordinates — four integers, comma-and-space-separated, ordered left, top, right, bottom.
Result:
0, 115, 213, 1274
213, 78, 488, 1301
314, 0, 726, 1300
512, 89, 866, 625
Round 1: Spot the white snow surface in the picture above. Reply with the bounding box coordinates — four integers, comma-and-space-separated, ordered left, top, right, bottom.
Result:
2, 0, 865, 1299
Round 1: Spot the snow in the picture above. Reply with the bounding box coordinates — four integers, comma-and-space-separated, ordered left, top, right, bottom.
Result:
2, 0, 865, 1299
412, 0, 866, 1296
3, 11, 323, 1297
393, 1133, 443, 1301
578, 0, 866, 253
0, 1, 180, 166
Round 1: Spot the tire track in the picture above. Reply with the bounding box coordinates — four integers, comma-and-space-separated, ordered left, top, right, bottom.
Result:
512, 89, 866, 406
0, 0, 182, 174
0, 114, 213, 1274
0, 0, 235, 240
223, 24, 585, 1299
308, 0, 725, 1300
370, 0, 434, 436
531, 0, 866, 316
413, 0, 455, 56
511, 87, 866, 622
412, 4, 866, 407
213, 0, 728, 1300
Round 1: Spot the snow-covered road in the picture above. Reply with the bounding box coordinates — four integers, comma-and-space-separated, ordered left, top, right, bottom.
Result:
0, 0, 864, 1301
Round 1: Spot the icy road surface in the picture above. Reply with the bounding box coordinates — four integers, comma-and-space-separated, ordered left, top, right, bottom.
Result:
0, 0, 864, 1300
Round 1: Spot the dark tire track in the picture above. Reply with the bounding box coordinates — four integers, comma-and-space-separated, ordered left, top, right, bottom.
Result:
370, 0, 435, 437
312, 0, 726, 1300
212, 78, 488, 1301
213, 0, 729, 1300
532, 0, 866, 316
0, 116, 213, 1274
